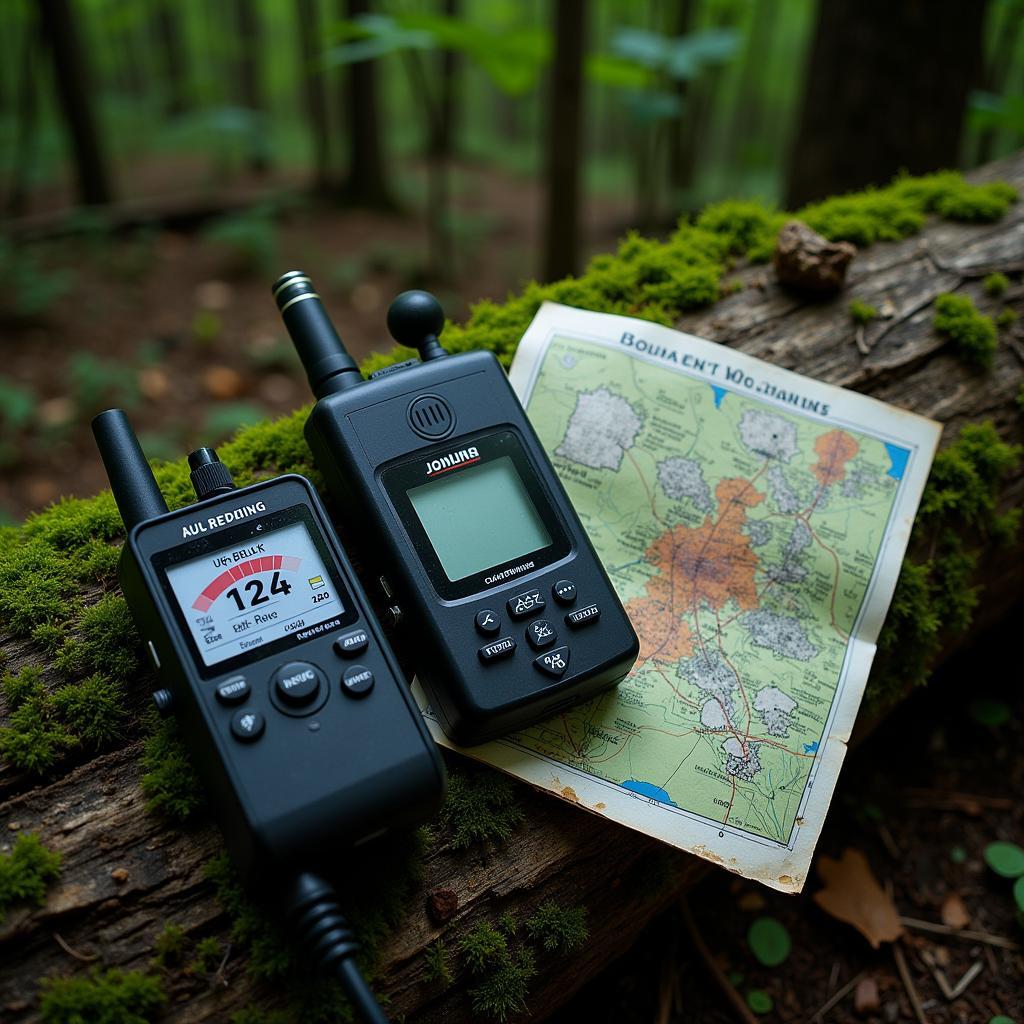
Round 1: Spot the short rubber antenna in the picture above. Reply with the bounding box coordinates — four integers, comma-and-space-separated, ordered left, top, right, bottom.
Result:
386, 290, 447, 361
272, 270, 363, 397
92, 409, 169, 530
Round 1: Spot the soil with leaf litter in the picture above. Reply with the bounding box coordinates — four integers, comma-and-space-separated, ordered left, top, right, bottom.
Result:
551, 611, 1024, 1023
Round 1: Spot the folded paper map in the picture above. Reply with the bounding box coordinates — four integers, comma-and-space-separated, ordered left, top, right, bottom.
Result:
414, 302, 941, 891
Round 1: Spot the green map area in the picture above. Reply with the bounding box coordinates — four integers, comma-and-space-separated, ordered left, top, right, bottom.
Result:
511, 335, 906, 845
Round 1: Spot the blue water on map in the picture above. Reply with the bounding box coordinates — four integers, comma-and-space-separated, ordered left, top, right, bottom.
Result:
884, 443, 910, 480
710, 385, 728, 409
803, 740, 820, 754
621, 780, 678, 805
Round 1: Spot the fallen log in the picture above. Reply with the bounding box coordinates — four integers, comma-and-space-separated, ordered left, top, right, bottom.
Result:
1, 153, 1022, 1023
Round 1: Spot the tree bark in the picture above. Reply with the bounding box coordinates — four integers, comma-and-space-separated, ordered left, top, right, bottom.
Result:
338, 0, 397, 209
295, 0, 332, 190
1, 152, 1023, 1022
233, 0, 270, 173
154, 1, 189, 117
785, 0, 989, 207
542, 0, 587, 281
37, 0, 113, 206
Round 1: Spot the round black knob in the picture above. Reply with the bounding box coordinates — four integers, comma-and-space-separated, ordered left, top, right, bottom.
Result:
387, 291, 446, 356
188, 447, 234, 500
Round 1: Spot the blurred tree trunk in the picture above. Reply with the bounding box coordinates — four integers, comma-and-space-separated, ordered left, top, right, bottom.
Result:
338, 0, 397, 209
975, 1, 1024, 164
154, 1, 189, 117
429, 0, 460, 160
233, 0, 270, 173
785, 0, 988, 207
296, 0, 331, 190
6, 5, 39, 217
38, 0, 113, 205
542, 0, 587, 282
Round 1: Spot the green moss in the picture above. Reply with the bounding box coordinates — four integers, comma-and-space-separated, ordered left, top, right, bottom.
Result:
984, 272, 1010, 297
140, 715, 205, 821
996, 307, 1018, 329
0, 832, 62, 922
933, 293, 998, 371
524, 901, 588, 954
871, 422, 1021, 700
0, 667, 126, 774
423, 939, 452, 986
439, 768, 525, 850
151, 922, 188, 969
54, 593, 138, 681
38, 968, 165, 1024
848, 299, 879, 325
468, 948, 536, 1023
189, 936, 225, 975
461, 923, 509, 973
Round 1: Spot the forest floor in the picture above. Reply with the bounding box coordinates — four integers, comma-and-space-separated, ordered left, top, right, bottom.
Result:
552, 615, 1024, 1024
0, 159, 632, 521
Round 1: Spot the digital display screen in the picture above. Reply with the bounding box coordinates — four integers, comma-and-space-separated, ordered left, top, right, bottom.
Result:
407, 456, 551, 581
164, 522, 344, 667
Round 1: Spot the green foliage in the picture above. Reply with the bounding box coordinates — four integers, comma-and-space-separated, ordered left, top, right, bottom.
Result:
461, 923, 509, 973
151, 922, 189, 969
140, 716, 205, 821
694, 200, 786, 262
0, 238, 74, 321
969, 697, 1011, 727
524, 901, 588, 954
984, 272, 1010, 297
189, 936, 225, 975
0, 832, 62, 922
230, 1010, 291, 1024
996, 307, 1018, 329
201, 206, 279, 276
746, 916, 790, 966
468, 948, 536, 1023
933, 293, 998, 371
439, 768, 525, 850
984, 841, 1024, 878
848, 299, 879, 325
39, 969, 165, 1024
746, 989, 774, 1014
54, 593, 138, 681
423, 940, 452, 986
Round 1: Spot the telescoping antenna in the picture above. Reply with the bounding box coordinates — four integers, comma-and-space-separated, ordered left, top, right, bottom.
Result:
92, 408, 169, 530
272, 271, 449, 398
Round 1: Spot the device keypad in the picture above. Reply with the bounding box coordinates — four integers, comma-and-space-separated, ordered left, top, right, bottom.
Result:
333, 628, 370, 658
565, 603, 600, 629
273, 661, 323, 707
507, 590, 545, 619
479, 636, 517, 663
231, 708, 265, 742
216, 676, 250, 705
526, 619, 558, 650
475, 609, 501, 636
552, 580, 577, 605
342, 664, 375, 697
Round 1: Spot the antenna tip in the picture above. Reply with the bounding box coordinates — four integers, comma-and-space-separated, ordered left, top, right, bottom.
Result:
272, 270, 315, 311
387, 290, 445, 348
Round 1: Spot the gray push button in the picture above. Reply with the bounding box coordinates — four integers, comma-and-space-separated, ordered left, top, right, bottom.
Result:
216, 676, 250, 705
334, 628, 369, 658
230, 709, 265, 742
552, 580, 577, 605
479, 636, 517, 663
526, 619, 557, 650
534, 646, 570, 678
507, 590, 545, 619
475, 608, 501, 636
342, 664, 375, 697
274, 661, 322, 707
565, 604, 600, 629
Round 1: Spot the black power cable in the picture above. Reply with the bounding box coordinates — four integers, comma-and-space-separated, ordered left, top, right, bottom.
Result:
284, 872, 389, 1024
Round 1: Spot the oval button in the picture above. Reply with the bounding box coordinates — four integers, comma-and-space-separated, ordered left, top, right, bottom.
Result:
273, 661, 323, 707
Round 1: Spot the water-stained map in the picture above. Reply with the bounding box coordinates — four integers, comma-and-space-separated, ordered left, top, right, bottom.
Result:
415, 303, 940, 890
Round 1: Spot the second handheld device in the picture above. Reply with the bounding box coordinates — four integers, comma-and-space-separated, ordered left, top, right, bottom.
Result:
273, 272, 639, 744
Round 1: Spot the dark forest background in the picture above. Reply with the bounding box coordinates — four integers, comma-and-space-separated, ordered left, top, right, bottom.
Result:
0, 0, 1022, 521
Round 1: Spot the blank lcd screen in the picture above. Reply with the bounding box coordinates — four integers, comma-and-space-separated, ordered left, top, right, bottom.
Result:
407, 456, 551, 581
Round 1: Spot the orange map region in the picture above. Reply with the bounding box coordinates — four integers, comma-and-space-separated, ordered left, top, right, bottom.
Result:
812, 429, 859, 487
626, 478, 763, 663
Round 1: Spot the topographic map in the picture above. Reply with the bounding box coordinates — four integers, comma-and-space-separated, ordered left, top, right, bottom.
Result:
415, 303, 940, 890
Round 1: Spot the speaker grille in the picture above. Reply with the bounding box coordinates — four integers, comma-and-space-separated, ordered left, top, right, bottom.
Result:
407, 394, 455, 440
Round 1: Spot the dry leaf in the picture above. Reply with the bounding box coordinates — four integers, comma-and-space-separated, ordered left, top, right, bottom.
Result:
940, 892, 970, 929
854, 976, 879, 1014
202, 366, 246, 399
738, 891, 766, 912
813, 848, 904, 948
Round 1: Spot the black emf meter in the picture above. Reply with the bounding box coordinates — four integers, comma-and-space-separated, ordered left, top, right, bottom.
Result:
273, 272, 640, 745
93, 410, 444, 1023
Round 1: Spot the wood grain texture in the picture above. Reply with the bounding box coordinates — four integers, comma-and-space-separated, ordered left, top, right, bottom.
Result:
2, 152, 1022, 1023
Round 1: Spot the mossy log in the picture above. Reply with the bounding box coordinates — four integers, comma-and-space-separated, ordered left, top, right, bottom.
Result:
2, 152, 1024, 1024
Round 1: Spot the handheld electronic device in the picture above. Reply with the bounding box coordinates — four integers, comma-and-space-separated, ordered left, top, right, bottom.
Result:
93, 409, 445, 1023
272, 272, 640, 745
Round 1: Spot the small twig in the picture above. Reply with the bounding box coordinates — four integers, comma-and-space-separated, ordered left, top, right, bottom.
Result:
878, 823, 901, 859
53, 931, 98, 963
679, 897, 759, 1024
920, 949, 955, 999
854, 324, 870, 355
808, 969, 866, 1023
899, 917, 1021, 951
894, 942, 928, 1024
213, 942, 232, 989
826, 960, 840, 994
948, 960, 983, 1000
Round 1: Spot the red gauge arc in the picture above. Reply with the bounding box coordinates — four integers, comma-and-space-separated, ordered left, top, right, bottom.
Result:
192, 554, 302, 611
